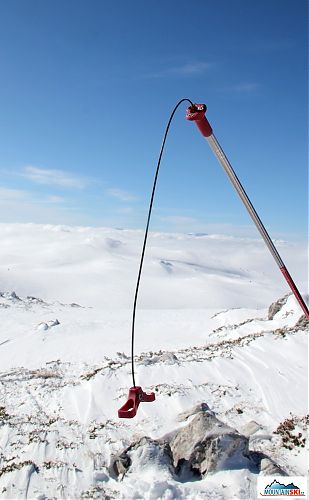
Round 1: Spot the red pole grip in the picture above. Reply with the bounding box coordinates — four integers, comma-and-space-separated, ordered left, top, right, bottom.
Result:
280, 266, 309, 319
186, 103, 213, 137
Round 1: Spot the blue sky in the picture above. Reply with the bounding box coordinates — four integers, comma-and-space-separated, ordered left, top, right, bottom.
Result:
0, 0, 307, 240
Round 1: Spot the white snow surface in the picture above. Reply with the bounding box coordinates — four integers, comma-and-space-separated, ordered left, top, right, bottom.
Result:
0, 224, 307, 499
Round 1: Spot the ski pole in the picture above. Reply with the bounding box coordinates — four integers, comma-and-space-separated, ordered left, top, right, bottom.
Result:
186, 104, 309, 320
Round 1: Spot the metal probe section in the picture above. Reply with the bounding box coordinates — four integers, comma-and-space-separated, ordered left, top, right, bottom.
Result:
207, 134, 284, 267
186, 103, 309, 319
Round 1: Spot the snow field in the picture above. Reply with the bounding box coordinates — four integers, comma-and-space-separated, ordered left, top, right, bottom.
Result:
0, 224, 307, 499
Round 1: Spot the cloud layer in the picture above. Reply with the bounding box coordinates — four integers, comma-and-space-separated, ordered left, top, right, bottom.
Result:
23, 166, 88, 189
106, 188, 138, 202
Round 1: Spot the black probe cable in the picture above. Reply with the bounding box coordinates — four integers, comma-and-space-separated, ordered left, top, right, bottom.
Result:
131, 98, 194, 387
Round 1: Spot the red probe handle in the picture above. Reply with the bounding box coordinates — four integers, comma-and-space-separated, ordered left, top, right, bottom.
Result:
186, 103, 213, 137
118, 386, 155, 418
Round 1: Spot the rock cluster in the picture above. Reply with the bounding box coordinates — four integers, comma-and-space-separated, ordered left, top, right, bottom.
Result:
111, 404, 285, 481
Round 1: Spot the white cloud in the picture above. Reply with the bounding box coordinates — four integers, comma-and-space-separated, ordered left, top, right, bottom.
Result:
169, 61, 211, 75
145, 61, 211, 79
106, 188, 138, 202
228, 82, 260, 93
23, 166, 88, 189
0, 186, 67, 206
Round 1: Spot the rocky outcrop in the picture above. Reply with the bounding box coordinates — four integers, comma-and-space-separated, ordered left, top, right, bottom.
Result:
112, 406, 251, 480
169, 408, 250, 476
268, 294, 290, 320
111, 405, 286, 481
294, 314, 309, 330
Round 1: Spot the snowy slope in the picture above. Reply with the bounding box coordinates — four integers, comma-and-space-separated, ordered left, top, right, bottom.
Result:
0, 224, 307, 499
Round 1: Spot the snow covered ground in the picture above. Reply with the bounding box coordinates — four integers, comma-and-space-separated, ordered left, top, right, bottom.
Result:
0, 224, 307, 499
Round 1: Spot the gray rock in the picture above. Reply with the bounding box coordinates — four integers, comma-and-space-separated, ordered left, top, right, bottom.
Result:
111, 407, 285, 481
37, 319, 60, 331
260, 457, 286, 476
140, 351, 178, 366
111, 437, 174, 478
268, 294, 290, 320
170, 411, 250, 476
26, 296, 44, 304
1, 291, 21, 301
159, 352, 179, 364
240, 421, 262, 437
294, 314, 309, 330
112, 451, 131, 477
249, 451, 287, 476
177, 403, 213, 422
